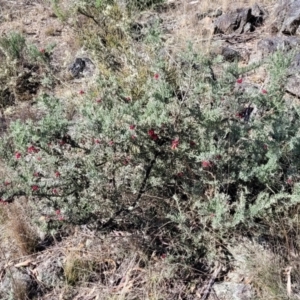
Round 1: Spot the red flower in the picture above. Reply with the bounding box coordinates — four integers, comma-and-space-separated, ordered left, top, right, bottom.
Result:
79, 90, 85, 95
262, 89, 267, 94
15, 152, 21, 159
171, 138, 179, 150
202, 160, 212, 169
154, 73, 159, 79
148, 129, 158, 140
190, 141, 196, 147
129, 125, 136, 130
55, 171, 61, 178
31, 185, 39, 191
177, 172, 184, 177
27, 145, 39, 154
148, 129, 155, 136
236, 78, 243, 84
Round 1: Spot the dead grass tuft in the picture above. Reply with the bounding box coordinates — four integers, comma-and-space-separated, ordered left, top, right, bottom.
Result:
5, 201, 40, 256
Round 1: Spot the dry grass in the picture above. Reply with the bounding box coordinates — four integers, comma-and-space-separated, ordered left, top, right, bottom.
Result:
2, 201, 40, 256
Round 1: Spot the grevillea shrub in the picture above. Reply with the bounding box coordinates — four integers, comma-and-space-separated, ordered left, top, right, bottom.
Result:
1, 49, 300, 262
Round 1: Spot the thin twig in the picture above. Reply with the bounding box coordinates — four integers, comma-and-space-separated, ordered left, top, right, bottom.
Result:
201, 262, 222, 300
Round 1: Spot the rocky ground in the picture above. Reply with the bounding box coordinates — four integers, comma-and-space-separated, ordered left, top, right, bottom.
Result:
1, 0, 300, 299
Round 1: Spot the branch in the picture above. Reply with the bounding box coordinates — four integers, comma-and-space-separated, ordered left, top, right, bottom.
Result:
99, 151, 160, 230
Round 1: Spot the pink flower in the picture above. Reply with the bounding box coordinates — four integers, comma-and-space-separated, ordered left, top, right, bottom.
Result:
27, 145, 39, 154
33, 172, 41, 177
15, 152, 21, 159
108, 140, 114, 146
55, 171, 61, 178
96, 99, 102, 103
129, 125, 136, 130
93, 138, 100, 144
154, 73, 159, 79
79, 90, 85, 95
40, 48, 45, 54
37, 157, 42, 161
287, 178, 293, 185
262, 89, 267, 94
125, 96, 131, 102
171, 138, 179, 150
0, 199, 7, 205
55, 209, 61, 215
148, 129, 158, 140
202, 160, 212, 169
236, 78, 243, 84
52, 188, 58, 194
31, 185, 39, 191
4, 181, 11, 186
131, 135, 136, 140
57, 215, 64, 221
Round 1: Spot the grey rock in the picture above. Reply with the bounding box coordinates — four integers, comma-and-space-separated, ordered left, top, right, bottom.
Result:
214, 4, 268, 35
68, 57, 95, 78
214, 8, 252, 34
208, 282, 253, 300
251, 3, 268, 27
270, 0, 300, 35
257, 36, 300, 55
0, 268, 36, 299
286, 52, 300, 97
34, 255, 64, 289
222, 47, 241, 62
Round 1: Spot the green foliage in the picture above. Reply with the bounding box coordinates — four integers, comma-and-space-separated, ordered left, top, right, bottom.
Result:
126, 0, 165, 11
1, 37, 300, 266
0, 32, 26, 60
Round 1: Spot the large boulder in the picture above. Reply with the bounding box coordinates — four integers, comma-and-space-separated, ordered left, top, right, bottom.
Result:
270, 0, 300, 35
214, 4, 267, 35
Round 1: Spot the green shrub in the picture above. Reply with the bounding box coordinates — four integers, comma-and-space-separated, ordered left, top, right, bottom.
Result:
1, 45, 300, 264
0, 32, 26, 60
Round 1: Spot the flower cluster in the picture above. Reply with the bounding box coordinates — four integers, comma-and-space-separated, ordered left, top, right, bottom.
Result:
148, 129, 158, 140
